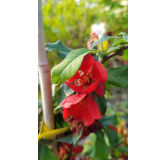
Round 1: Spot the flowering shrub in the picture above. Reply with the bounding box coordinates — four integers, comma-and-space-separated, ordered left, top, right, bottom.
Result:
38, 31, 128, 160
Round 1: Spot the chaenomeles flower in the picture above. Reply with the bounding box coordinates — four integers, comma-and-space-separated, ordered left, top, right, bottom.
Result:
70, 120, 83, 136
57, 142, 83, 160
61, 94, 101, 126
87, 31, 99, 49
64, 118, 83, 136
57, 143, 71, 160
65, 54, 107, 97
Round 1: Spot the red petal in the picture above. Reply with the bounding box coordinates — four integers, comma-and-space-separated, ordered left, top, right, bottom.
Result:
63, 108, 71, 119
92, 61, 107, 83
82, 106, 94, 126
68, 71, 81, 83
70, 155, 75, 160
95, 82, 105, 97
87, 95, 101, 119
87, 39, 92, 49
81, 80, 99, 94
71, 145, 83, 153
74, 79, 81, 86
61, 94, 86, 108
70, 104, 82, 120
65, 81, 83, 92
80, 54, 94, 74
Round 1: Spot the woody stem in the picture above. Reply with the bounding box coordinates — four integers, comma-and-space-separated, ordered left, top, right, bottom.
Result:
100, 44, 128, 64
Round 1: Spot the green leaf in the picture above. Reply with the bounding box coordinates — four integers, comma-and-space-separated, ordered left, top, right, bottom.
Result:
114, 148, 121, 158
51, 48, 90, 84
97, 51, 105, 62
122, 49, 128, 60
107, 65, 128, 88
95, 132, 109, 160
107, 45, 125, 55
119, 32, 128, 42
64, 83, 75, 97
55, 134, 73, 144
55, 84, 74, 110
53, 84, 60, 105
111, 38, 125, 47
56, 86, 66, 109
45, 40, 73, 59
55, 131, 83, 146
52, 84, 56, 99
82, 133, 96, 157
100, 115, 116, 127
38, 143, 59, 160
54, 112, 69, 128
83, 145, 95, 158
96, 51, 105, 58
117, 146, 128, 153
104, 81, 111, 91
90, 35, 120, 50
94, 92, 107, 115
105, 127, 119, 147
72, 129, 82, 147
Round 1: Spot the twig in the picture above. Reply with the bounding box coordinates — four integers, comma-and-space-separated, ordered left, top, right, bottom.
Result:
100, 44, 128, 64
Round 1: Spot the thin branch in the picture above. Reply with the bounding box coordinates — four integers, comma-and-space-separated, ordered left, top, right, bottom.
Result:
100, 44, 128, 64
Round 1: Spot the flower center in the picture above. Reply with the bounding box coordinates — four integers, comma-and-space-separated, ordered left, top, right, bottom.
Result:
58, 146, 68, 160
79, 97, 87, 110
79, 70, 92, 85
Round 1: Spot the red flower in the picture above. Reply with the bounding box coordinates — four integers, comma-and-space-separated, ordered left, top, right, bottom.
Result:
87, 31, 99, 49
58, 142, 83, 160
61, 94, 101, 126
65, 54, 107, 97
58, 143, 71, 160
70, 120, 83, 136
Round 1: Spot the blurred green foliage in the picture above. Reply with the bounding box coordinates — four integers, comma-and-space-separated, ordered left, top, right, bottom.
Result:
42, 0, 128, 68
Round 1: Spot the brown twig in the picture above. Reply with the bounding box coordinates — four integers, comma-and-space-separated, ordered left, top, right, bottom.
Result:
100, 44, 128, 64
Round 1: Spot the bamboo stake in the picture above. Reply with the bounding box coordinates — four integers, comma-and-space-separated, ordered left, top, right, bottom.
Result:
38, 0, 54, 130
